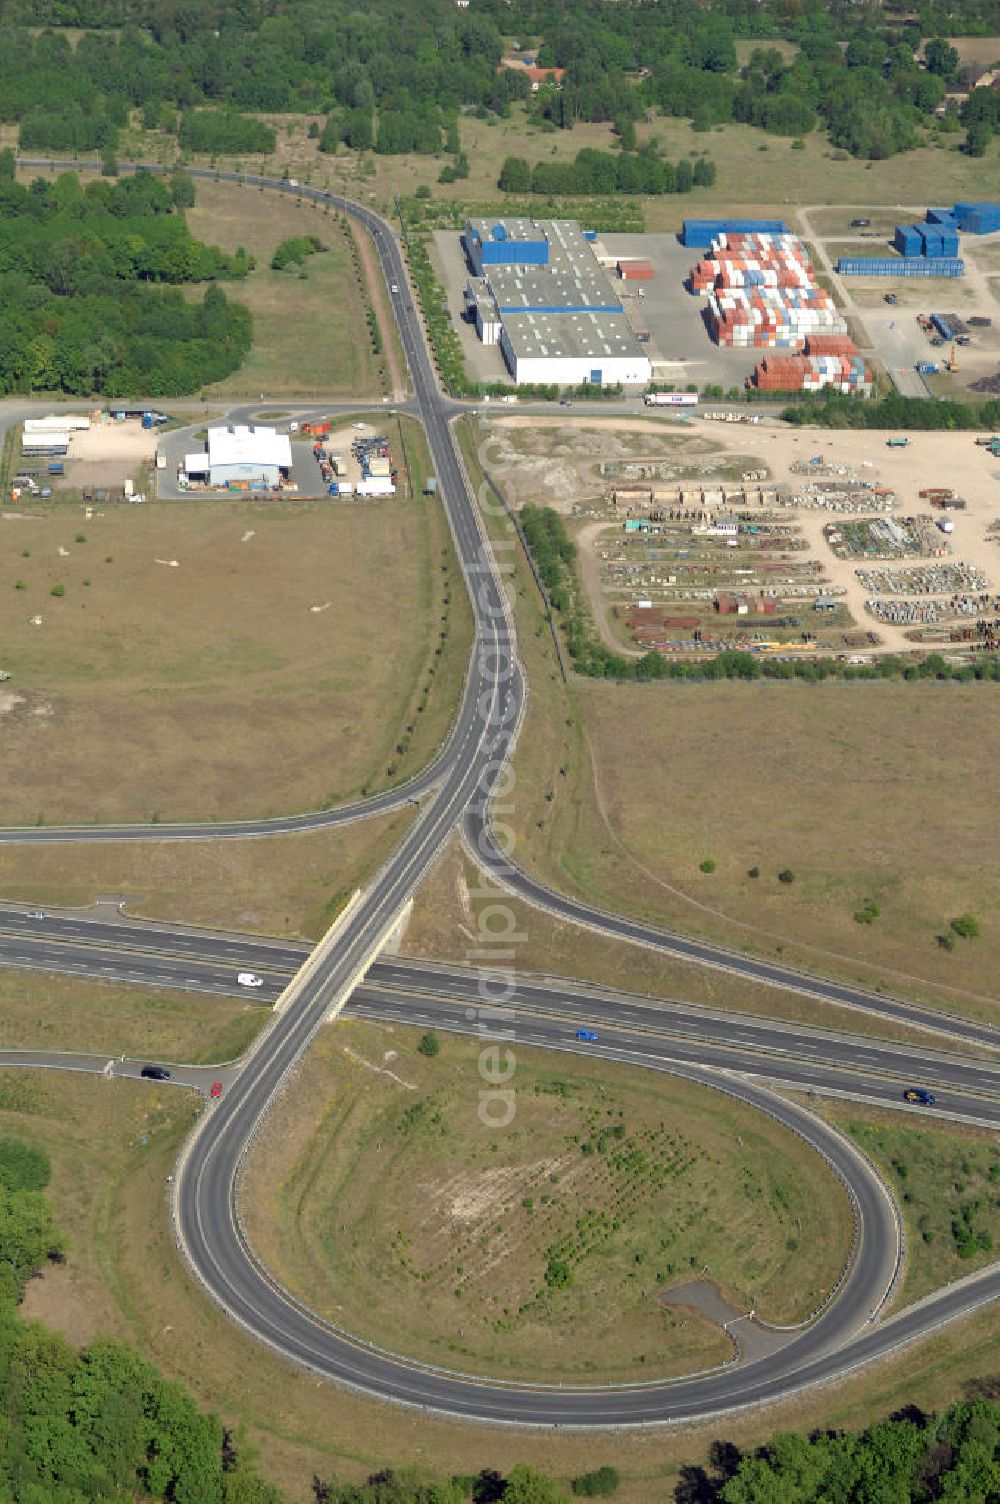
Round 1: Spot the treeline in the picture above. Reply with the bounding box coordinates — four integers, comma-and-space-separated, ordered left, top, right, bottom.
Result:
179, 109, 276, 155
0, 1131, 282, 1503
515, 506, 1000, 685
498, 147, 716, 196
0, 161, 252, 395
783, 391, 1000, 429
633, 649, 1000, 684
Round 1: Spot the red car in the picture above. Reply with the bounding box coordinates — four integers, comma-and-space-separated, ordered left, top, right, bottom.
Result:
210, 1081, 223, 1099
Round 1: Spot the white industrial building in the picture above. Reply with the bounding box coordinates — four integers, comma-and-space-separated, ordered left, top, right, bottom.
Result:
184, 425, 293, 488
462, 216, 651, 388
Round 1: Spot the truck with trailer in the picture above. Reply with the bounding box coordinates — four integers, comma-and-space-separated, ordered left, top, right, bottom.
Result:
645, 392, 698, 407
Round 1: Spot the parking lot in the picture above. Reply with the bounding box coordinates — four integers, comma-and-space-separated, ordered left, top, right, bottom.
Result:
597, 232, 758, 390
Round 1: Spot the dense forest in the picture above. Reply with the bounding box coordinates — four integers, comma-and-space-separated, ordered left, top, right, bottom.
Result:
0, 157, 252, 394
0, 0, 996, 165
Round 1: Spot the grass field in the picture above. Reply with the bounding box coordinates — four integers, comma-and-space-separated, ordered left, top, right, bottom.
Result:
402, 837, 940, 1046
127, 103, 1000, 234
184, 180, 383, 399
0, 493, 470, 823
508, 677, 1000, 1024
823, 1104, 1000, 1302
3, 1066, 995, 1504
0, 807, 413, 940
0, 969, 263, 1062
243, 1020, 851, 1384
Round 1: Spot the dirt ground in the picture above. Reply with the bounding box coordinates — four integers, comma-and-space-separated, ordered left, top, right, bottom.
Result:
59, 418, 154, 491
483, 414, 1000, 655
0, 496, 462, 822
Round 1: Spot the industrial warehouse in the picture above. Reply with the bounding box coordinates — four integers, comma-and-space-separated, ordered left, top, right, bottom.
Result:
463, 217, 652, 388
183, 424, 293, 490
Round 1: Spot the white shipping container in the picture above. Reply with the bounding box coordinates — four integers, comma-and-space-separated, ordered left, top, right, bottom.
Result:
23, 433, 70, 450
24, 414, 90, 432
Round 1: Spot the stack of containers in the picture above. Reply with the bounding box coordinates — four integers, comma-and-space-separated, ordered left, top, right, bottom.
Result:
894, 225, 922, 256
954, 202, 1000, 233
917, 224, 944, 257
751, 352, 871, 394
695, 231, 846, 348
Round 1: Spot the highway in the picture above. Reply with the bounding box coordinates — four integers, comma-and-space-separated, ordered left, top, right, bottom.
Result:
1, 917, 999, 1125
2, 159, 997, 1425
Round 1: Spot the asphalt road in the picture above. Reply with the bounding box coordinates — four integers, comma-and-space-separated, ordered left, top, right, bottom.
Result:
4, 161, 998, 1425
1, 919, 999, 1126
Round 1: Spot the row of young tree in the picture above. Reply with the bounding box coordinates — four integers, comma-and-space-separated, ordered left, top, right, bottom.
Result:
0, 159, 252, 395
498, 147, 715, 197
0, 0, 994, 166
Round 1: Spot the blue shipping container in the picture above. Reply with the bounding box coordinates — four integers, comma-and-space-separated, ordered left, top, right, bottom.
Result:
926, 208, 954, 225
681, 218, 788, 247
837, 257, 964, 277
894, 225, 921, 255
939, 231, 959, 257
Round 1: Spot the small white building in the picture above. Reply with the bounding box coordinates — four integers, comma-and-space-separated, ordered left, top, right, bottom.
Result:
191, 425, 293, 488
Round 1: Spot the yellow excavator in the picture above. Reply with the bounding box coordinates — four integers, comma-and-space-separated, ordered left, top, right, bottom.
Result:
946, 342, 959, 373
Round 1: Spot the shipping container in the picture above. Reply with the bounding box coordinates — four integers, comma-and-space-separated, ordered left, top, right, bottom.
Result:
837, 257, 964, 277
681, 218, 788, 248
894, 225, 922, 256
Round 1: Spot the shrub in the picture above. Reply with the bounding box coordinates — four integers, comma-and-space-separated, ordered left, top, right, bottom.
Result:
854, 900, 881, 925
747, 866, 760, 879
573, 1466, 621, 1496
699, 859, 716, 874
50, 583, 65, 597
950, 914, 980, 939
418, 1031, 440, 1057
0, 1137, 50, 1192
777, 868, 795, 884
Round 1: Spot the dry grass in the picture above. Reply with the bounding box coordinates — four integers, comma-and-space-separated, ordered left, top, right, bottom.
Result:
402, 838, 939, 1046
3, 1066, 995, 1503
0, 494, 468, 823
184, 179, 382, 399
509, 677, 1000, 1025
129, 103, 1000, 232
0, 968, 263, 1062
243, 1020, 851, 1384
0, 808, 413, 941
819, 1101, 1000, 1302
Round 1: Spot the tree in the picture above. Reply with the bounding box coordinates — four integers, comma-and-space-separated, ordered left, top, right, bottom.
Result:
418, 1031, 440, 1057
925, 37, 960, 81
501, 1464, 568, 1504
965, 121, 991, 157
498, 155, 532, 193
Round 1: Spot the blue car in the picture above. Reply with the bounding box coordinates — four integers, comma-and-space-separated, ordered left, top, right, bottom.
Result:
575, 1029, 599, 1043
902, 1088, 936, 1106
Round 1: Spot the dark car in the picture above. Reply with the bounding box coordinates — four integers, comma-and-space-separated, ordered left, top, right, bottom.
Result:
850, 218, 871, 228
575, 1029, 599, 1043
140, 1065, 171, 1082
902, 1087, 935, 1106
